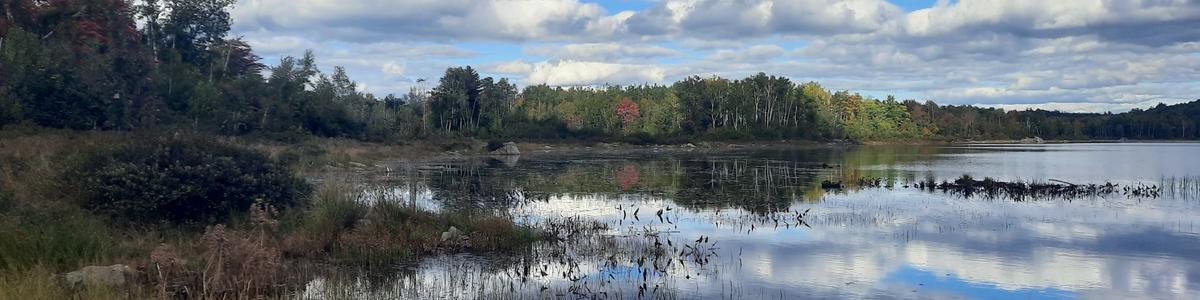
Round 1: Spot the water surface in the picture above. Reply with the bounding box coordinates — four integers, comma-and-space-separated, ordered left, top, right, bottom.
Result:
304, 143, 1200, 299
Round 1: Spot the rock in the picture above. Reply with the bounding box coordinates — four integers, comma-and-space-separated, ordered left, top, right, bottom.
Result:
683, 143, 697, 148
441, 226, 464, 242
64, 264, 133, 288
1020, 136, 1045, 144
347, 162, 368, 168
489, 142, 521, 155
487, 155, 521, 167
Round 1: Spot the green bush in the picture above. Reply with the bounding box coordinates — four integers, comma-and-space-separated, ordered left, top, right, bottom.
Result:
75, 134, 311, 225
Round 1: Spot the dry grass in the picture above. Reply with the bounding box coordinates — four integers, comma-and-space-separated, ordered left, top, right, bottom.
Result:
0, 266, 130, 300
284, 182, 538, 265
144, 203, 291, 299
244, 136, 463, 172
0, 129, 540, 299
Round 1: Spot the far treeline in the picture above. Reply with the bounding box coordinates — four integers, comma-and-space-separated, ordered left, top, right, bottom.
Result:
2, 0, 1198, 143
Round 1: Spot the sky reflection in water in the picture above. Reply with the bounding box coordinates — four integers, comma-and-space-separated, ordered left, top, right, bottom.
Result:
307, 143, 1200, 299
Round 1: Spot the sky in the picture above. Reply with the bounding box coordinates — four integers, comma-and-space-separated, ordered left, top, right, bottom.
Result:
230, 0, 1200, 113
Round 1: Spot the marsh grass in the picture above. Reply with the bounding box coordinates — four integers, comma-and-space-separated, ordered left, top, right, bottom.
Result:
0, 266, 132, 300
0, 131, 133, 272
287, 182, 539, 265
1161, 176, 1200, 198
0, 130, 543, 299
0, 207, 116, 271
252, 136, 470, 172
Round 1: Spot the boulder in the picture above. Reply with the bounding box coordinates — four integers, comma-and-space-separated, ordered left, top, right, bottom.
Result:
64, 264, 133, 288
441, 226, 464, 242
489, 142, 521, 155
1019, 136, 1045, 144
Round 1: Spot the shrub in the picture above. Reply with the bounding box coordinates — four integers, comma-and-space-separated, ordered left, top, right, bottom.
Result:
75, 134, 311, 225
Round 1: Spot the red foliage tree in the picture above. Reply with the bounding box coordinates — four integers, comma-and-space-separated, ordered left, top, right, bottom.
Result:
615, 97, 641, 126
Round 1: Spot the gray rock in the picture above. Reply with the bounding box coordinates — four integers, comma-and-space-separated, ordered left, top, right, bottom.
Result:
488, 155, 521, 167
347, 162, 368, 168
64, 264, 133, 288
683, 143, 696, 148
441, 226, 464, 242
489, 142, 521, 155
1020, 136, 1045, 144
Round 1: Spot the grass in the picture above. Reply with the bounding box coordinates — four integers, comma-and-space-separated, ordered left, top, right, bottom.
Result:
0, 207, 115, 270
0, 128, 542, 298
247, 135, 483, 172
0, 266, 130, 300
286, 181, 538, 265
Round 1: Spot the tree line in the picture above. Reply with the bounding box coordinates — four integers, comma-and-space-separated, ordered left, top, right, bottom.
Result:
1, 0, 1197, 142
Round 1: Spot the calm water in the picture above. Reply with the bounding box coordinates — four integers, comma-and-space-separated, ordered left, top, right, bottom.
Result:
304, 143, 1200, 299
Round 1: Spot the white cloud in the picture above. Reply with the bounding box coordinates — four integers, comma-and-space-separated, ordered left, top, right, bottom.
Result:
526, 43, 680, 62
709, 45, 787, 63
381, 62, 406, 77
626, 0, 903, 38
526, 61, 666, 86
230, 0, 1200, 112
486, 61, 535, 75
233, 0, 623, 42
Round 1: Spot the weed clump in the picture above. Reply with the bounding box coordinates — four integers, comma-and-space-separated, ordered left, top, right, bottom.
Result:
147, 203, 289, 299
284, 182, 539, 265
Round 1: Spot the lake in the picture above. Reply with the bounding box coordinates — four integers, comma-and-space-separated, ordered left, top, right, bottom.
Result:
302, 143, 1200, 299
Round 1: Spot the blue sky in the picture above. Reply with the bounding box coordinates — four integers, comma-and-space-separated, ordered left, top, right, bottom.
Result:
231, 0, 1200, 112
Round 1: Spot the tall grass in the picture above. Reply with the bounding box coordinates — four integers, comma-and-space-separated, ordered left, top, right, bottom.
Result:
0, 208, 115, 271
0, 266, 129, 300
284, 182, 538, 265
1161, 176, 1200, 199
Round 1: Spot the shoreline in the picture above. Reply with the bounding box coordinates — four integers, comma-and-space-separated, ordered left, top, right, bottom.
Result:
278, 136, 1200, 171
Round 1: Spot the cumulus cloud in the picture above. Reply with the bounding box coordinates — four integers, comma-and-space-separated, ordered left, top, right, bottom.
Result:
381, 62, 406, 77
709, 45, 788, 63
626, 0, 903, 38
230, 0, 1200, 112
889, 0, 1200, 46
233, 0, 624, 42
525, 43, 681, 62
526, 61, 667, 86
486, 61, 535, 75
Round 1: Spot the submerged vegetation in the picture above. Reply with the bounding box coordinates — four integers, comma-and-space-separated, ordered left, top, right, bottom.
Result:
822, 174, 1165, 200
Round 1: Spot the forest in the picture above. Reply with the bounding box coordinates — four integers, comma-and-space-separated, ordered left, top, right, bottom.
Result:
2, 0, 1198, 143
